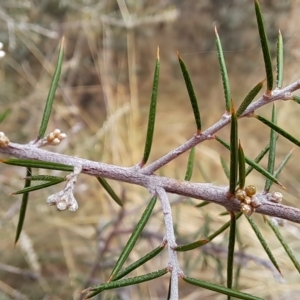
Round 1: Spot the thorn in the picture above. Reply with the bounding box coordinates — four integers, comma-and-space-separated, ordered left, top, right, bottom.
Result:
61, 36, 65, 48
214, 25, 218, 36
156, 46, 160, 60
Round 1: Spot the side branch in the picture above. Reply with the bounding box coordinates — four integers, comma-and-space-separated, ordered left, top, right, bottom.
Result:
1, 142, 300, 223
142, 79, 300, 174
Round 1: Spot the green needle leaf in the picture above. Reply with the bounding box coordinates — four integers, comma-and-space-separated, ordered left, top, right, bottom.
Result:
292, 95, 300, 105
229, 107, 238, 194
255, 114, 300, 148
276, 30, 284, 88
15, 168, 31, 245
238, 141, 246, 189
195, 201, 209, 208
184, 147, 195, 181
140, 47, 160, 167
113, 244, 166, 281
227, 212, 236, 299
178, 52, 202, 134
254, 0, 273, 92
215, 136, 284, 188
236, 80, 264, 117
215, 27, 231, 111
245, 215, 282, 276
167, 276, 172, 300
11, 179, 65, 195
37, 38, 64, 139
273, 149, 293, 180
25, 175, 66, 182
183, 276, 263, 300
175, 213, 242, 252
266, 217, 300, 273
220, 156, 230, 180
0, 108, 11, 124
96, 177, 123, 207
245, 141, 271, 177
1, 159, 73, 171
87, 268, 167, 298
108, 197, 157, 281
265, 104, 277, 192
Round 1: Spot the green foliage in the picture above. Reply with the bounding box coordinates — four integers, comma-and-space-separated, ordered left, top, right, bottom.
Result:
14, 168, 31, 245
1, 1, 300, 299
37, 38, 64, 140
215, 27, 231, 111
178, 54, 202, 134
254, 0, 273, 92
140, 47, 160, 166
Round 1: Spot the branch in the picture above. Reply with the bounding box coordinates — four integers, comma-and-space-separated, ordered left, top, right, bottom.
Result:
0, 140, 300, 223
143, 80, 300, 174
156, 187, 183, 300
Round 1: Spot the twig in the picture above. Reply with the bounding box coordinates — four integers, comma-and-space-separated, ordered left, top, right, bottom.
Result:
156, 187, 183, 300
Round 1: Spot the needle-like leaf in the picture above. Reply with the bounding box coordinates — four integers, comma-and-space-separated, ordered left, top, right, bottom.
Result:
255, 114, 300, 148
11, 179, 65, 195
215, 136, 284, 188
215, 27, 231, 112
238, 141, 246, 189
220, 156, 230, 180
15, 168, 31, 245
266, 217, 300, 273
25, 175, 66, 182
265, 104, 277, 191
227, 212, 236, 298
254, 0, 273, 92
0, 108, 11, 124
245, 141, 272, 177
229, 106, 238, 194
140, 47, 160, 166
37, 38, 64, 139
175, 213, 242, 252
276, 30, 283, 88
236, 80, 264, 117
87, 268, 168, 298
246, 215, 282, 276
1, 159, 73, 171
184, 147, 195, 181
167, 276, 172, 300
108, 197, 157, 281
273, 149, 293, 180
292, 95, 300, 105
183, 276, 262, 300
113, 244, 166, 281
195, 201, 209, 208
96, 177, 123, 207
178, 53, 201, 134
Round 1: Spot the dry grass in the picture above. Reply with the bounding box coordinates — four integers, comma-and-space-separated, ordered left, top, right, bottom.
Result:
1, 1, 300, 299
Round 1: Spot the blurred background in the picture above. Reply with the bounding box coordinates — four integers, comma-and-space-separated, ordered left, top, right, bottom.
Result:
1, 0, 300, 299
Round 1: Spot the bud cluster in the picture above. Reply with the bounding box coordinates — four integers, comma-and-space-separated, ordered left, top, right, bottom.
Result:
46, 129, 67, 145
235, 185, 261, 216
